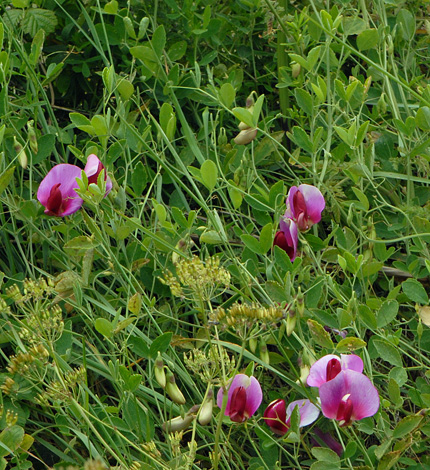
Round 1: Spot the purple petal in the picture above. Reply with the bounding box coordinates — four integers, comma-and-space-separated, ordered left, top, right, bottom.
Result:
340, 354, 363, 374
285, 186, 298, 219
307, 354, 340, 387
37, 164, 84, 217
319, 370, 379, 422
244, 376, 263, 417
84, 154, 112, 196
286, 399, 320, 427
344, 370, 379, 420
279, 218, 298, 261
298, 184, 325, 225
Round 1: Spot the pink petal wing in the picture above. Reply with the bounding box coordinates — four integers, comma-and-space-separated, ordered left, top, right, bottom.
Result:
285, 186, 299, 219
37, 164, 84, 216
307, 354, 340, 387
340, 354, 364, 374
298, 184, 325, 224
286, 399, 320, 427
344, 370, 379, 420
319, 371, 347, 419
279, 218, 298, 261
244, 376, 263, 417
84, 154, 102, 177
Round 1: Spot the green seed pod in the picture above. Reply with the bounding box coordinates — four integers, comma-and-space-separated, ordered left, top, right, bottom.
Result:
27, 120, 38, 154
286, 309, 297, 336
14, 137, 28, 169
296, 287, 305, 317
198, 391, 213, 426
259, 338, 270, 364
165, 369, 186, 405
154, 352, 166, 389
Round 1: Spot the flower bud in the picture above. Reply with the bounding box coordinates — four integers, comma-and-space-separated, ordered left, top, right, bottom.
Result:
27, 120, 38, 154
14, 136, 28, 169
162, 405, 199, 433
248, 337, 258, 354
218, 127, 228, 146
296, 287, 305, 316
165, 369, 186, 405
154, 352, 166, 389
234, 128, 257, 145
238, 121, 251, 131
259, 338, 270, 364
286, 309, 297, 336
291, 63, 301, 78
198, 391, 213, 425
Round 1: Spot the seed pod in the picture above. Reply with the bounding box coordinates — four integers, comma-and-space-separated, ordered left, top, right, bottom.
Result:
165, 368, 186, 405
198, 390, 213, 425
296, 287, 305, 317
14, 136, 28, 169
291, 63, 301, 78
154, 352, 166, 389
27, 120, 38, 154
259, 338, 270, 364
234, 128, 257, 145
286, 309, 297, 336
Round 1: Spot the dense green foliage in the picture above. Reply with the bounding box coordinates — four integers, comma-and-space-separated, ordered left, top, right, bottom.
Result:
1, 0, 430, 469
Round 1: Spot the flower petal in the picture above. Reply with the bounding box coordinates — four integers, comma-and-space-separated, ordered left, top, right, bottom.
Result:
318, 371, 347, 419
278, 218, 298, 261
37, 164, 84, 217
285, 186, 299, 219
298, 184, 325, 225
84, 154, 112, 196
285, 399, 320, 427
217, 374, 253, 417
244, 376, 263, 417
340, 354, 363, 374
307, 354, 340, 387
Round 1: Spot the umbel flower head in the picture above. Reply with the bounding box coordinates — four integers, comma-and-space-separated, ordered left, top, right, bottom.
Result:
37, 164, 84, 216
263, 398, 319, 435
217, 374, 262, 423
285, 184, 325, 232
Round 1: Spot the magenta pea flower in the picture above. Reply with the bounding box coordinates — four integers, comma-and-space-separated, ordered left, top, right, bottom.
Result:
307, 354, 364, 388
263, 398, 319, 435
217, 374, 262, 423
84, 154, 112, 196
285, 184, 325, 232
319, 370, 380, 426
37, 164, 84, 217
273, 218, 298, 261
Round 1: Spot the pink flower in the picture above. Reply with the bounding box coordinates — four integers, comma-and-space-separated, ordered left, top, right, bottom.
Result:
285, 184, 325, 231
37, 164, 84, 217
263, 398, 319, 435
273, 218, 298, 261
84, 154, 112, 196
307, 354, 364, 388
217, 374, 262, 423
319, 370, 379, 426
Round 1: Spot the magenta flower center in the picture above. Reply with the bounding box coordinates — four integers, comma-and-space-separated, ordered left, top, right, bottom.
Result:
273, 231, 294, 259
88, 161, 106, 185
326, 358, 342, 381
293, 191, 309, 231
336, 393, 353, 426
46, 183, 64, 216
229, 386, 248, 422
263, 400, 290, 435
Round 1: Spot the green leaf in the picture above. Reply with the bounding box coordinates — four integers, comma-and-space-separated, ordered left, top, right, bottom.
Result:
232, 107, 254, 128
288, 126, 313, 154
252, 94, 265, 127
265, 280, 287, 303
200, 160, 218, 192
0, 425, 24, 458
69, 112, 95, 135
104, 0, 118, 14
12, 0, 29, 7
288, 53, 309, 71
200, 230, 222, 244
33, 134, 55, 164
392, 415, 422, 439
402, 278, 429, 304
0, 167, 15, 196
29, 29, 45, 66
94, 318, 114, 338
351, 187, 369, 211
310, 461, 340, 470
219, 83, 235, 108
358, 304, 377, 330
151, 25, 166, 57
415, 107, 430, 131
336, 337, 366, 353
295, 89, 313, 115
373, 338, 402, 367
149, 332, 172, 358
63, 236, 100, 257
396, 9, 415, 41
311, 447, 340, 463
22, 8, 57, 36
241, 234, 264, 255
388, 378, 402, 407
128, 335, 150, 358
167, 40, 187, 61
259, 222, 273, 253
307, 319, 334, 349
131, 161, 147, 195
356, 29, 379, 51
117, 78, 134, 101
377, 300, 399, 328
